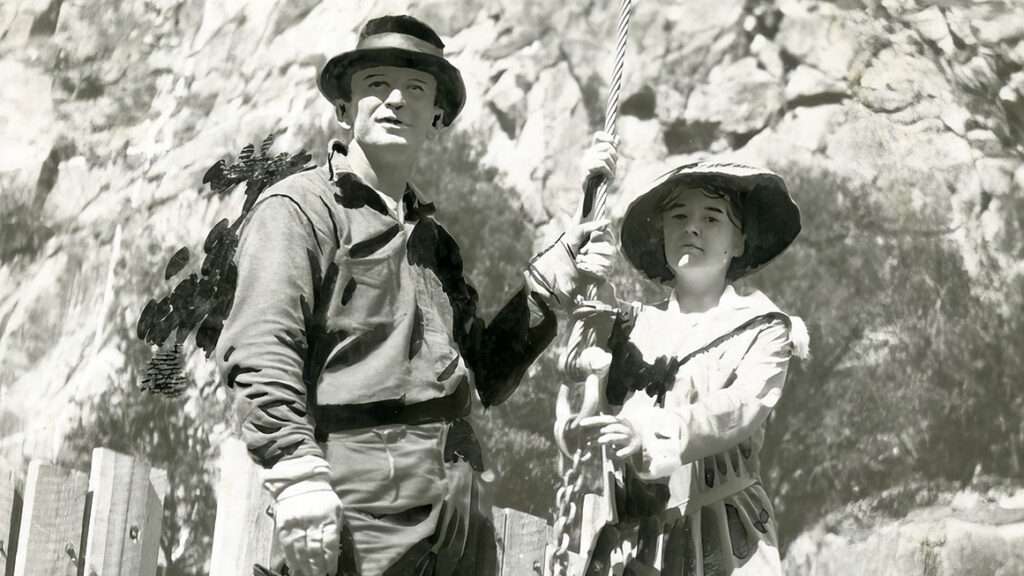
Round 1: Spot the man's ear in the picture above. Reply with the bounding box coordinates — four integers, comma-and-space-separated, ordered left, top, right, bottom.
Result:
426, 108, 445, 140
335, 100, 352, 130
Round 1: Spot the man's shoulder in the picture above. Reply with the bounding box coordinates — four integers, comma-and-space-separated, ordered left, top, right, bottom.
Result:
260, 165, 332, 206
250, 166, 344, 246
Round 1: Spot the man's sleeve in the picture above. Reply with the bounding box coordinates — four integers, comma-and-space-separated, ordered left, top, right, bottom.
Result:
466, 286, 558, 407
216, 192, 333, 469
468, 227, 605, 406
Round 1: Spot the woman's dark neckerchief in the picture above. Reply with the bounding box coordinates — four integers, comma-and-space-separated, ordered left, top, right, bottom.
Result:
606, 304, 791, 406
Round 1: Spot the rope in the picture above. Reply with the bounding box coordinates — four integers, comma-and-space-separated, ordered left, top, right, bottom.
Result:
549, 2, 632, 575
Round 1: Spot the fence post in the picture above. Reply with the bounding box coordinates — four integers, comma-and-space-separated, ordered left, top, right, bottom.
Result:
579, 493, 607, 559
83, 448, 167, 576
0, 466, 22, 576
492, 507, 550, 576
209, 437, 276, 575
12, 460, 88, 576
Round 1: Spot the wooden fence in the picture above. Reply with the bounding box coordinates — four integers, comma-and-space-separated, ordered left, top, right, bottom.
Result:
0, 439, 599, 576
0, 448, 167, 576
211, 437, 598, 576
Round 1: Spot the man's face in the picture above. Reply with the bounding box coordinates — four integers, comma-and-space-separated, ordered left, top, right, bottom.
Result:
661, 186, 745, 281
345, 66, 441, 154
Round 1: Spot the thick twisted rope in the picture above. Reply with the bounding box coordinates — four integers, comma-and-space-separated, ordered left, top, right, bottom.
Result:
549, 3, 631, 575
590, 1, 630, 220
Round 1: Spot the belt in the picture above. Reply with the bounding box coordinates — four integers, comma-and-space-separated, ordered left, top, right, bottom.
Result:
314, 378, 471, 435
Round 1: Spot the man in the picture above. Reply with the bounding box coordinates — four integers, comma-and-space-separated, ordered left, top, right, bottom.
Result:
216, 14, 617, 576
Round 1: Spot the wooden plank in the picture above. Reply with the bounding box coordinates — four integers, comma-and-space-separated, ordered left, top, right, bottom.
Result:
141, 468, 169, 575
579, 492, 606, 558
494, 507, 549, 576
567, 550, 585, 576
491, 507, 508, 574
0, 467, 23, 576
12, 461, 88, 576
209, 437, 276, 575
83, 449, 166, 576
542, 545, 584, 576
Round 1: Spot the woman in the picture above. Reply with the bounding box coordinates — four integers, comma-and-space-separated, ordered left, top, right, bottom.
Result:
574, 161, 808, 575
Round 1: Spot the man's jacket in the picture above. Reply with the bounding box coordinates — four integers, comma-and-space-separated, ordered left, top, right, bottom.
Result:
215, 143, 558, 469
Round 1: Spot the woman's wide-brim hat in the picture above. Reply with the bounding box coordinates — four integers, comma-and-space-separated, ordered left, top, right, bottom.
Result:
620, 161, 802, 282
318, 15, 466, 127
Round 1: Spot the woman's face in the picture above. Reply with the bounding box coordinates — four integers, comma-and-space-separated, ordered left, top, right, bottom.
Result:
661, 186, 745, 282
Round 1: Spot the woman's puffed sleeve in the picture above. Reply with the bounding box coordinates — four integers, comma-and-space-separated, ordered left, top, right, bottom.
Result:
623, 319, 795, 477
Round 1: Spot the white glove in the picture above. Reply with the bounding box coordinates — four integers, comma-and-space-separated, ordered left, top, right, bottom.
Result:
262, 456, 342, 576
580, 130, 619, 191
527, 220, 614, 308
275, 484, 343, 576
575, 227, 616, 280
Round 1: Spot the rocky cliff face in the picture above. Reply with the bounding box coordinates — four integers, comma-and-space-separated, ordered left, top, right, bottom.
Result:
1, 0, 1022, 565
784, 485, 1024, 575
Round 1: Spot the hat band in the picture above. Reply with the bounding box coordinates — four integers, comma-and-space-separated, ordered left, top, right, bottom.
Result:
356, 33, 445, 58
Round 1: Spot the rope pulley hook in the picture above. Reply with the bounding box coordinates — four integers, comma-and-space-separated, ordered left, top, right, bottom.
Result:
549, 2, 632, 575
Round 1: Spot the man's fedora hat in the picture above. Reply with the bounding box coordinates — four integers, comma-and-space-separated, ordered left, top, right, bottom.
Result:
620, 161, 802, 282
318, 15, 466, 127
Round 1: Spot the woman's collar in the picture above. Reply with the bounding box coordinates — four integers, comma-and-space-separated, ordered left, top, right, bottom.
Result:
666, 284, 781, 320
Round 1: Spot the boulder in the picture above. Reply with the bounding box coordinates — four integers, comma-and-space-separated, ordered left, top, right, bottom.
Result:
488, 61, 589, 221
632, 0, 749, 124
1000, 71, 1024, 135
975, 158, 1020, 197
966, 2, 1024, 45
904, 6, 955, 56
777, 2, 868, 81
966, 129, 1004, 156
784, 497, 1024, 576
943, 7, 979, 47
824, 104, 975, 202
857, 46, 951, 113
42, 156, 102, 225
950, 50, 1002, 95
751, 34, 785, 79
485, 68, 529, 139
0, 0, 57, 46
684, 57, 783, 136
766, 103, 844, 154
785, 65, 849, 104
408, 0, 481, 36
1010, 39, 1024, 67
0, 60, 58, 193
939, 104, 972, 136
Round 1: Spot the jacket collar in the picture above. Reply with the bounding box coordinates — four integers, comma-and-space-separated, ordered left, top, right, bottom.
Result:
659, 285, 784, 346
327, 139, 437, 221
665, 285, 780, 319
656, 285, 808, 359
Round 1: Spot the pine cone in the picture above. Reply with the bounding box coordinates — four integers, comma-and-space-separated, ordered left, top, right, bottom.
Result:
140, 341, 188, 397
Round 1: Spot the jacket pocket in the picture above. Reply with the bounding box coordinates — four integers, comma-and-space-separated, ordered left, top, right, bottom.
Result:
324, 424, 448, 514
409, 268, 463, 385
338, 227, 404, 329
